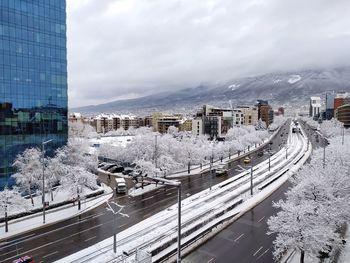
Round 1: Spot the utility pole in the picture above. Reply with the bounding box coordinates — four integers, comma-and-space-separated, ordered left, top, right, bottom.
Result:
42, 139, 53, 224
323, 143, 326, 169
177, 184, 182, 263
342, 124, 345, 145
106, 197, 129, 254
154, 135, 158, 168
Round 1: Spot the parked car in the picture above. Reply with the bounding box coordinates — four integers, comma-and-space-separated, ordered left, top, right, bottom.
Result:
108, 165, 124, 173
257, 151, 264, 157
122, 167, 133, 175
12, 256, 35, 263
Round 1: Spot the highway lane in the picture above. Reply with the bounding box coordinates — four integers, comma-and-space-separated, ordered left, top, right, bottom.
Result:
183, 119, 326, 263
182, 180, 291, 263
0, 121, 290, 262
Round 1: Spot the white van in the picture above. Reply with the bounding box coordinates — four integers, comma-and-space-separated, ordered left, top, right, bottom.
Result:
115, 178, 127, 194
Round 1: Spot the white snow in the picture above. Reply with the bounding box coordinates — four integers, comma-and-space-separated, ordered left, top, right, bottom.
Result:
288, 75, 302, 84
0, 184, 112, 239
273, 79, 282, 84
56, 124, 311, 263
89, 135, 133, 149
228, 83, 241, 90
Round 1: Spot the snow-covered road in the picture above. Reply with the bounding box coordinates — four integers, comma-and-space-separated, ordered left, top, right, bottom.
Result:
56, 124, 309, 263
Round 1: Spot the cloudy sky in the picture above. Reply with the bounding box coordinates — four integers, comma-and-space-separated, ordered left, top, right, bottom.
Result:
67, 0, 350, 107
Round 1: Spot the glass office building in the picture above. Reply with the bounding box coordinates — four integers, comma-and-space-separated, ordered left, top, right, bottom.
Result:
0, 0, 68, 188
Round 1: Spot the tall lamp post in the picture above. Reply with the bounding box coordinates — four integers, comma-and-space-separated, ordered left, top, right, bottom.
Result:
106, 198, 129, 254
141, 177, 182, 262
42, 139, 53, 224
236, 164, 253, 196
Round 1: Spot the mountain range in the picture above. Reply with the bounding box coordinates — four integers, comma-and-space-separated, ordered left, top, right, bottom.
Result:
71, 67, 350, 115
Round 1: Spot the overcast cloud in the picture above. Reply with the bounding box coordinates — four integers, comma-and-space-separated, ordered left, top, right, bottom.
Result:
67, 0, 350, 107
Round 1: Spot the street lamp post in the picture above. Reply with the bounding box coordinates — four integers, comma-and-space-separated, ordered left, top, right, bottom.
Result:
236, 164, 253, 196
106, 196, 129, 254
140, 177, 182, 262
42, 139, 53, 224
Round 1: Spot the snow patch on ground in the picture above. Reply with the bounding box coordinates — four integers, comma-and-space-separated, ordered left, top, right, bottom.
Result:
228, 83, 241, 90
128, 183, 164, 197
273, 79, 282, 84
288, 75, 302, 84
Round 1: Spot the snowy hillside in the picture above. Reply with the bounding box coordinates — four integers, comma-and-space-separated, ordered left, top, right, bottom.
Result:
72, 67, 350, 114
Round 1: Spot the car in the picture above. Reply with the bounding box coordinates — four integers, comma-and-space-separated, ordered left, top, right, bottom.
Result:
243, 157, 251, 164
12, 256, 35, 263
214, 164, 227, 176
257, 151, 263, 157
122, 167, 133, 175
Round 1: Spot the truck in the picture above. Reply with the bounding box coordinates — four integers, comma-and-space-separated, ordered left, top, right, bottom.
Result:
115, 178, 127, 194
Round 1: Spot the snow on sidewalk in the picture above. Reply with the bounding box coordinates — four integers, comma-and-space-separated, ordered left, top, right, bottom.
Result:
0, 184, 113, 240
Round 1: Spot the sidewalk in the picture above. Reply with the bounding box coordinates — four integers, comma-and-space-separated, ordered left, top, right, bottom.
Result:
0, 184, 113, 240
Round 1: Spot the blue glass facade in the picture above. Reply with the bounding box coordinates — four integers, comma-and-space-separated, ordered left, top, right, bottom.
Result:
0, 0, 68, 188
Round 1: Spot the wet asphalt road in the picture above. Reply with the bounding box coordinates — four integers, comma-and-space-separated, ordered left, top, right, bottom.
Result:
0, 121, 292, 262
183, 119, 326, 263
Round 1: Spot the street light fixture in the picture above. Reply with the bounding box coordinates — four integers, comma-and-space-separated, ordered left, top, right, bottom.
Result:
106, 199, 129, 254
42, 139, 53, 224
141, 177, 182, 262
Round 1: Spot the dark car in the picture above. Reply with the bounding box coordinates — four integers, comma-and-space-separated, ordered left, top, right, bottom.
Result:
108, 165, 124, 173
257, 151, 264, 157
122, 168, 133, 175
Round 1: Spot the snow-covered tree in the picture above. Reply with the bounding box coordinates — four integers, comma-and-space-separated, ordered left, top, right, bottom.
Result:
167, 125, 179, 136
0, 186, 30, 232
12, 148, 43, 206
255, 118, 267, 130
45, 156, 65, 201
56, 138, 98, 173
268, 133, 350, 262
69, 122, 97, 138
60, 165, 97, 210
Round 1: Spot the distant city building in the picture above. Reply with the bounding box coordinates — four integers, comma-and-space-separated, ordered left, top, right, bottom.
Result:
325, 92, 335, 120
69, 113, 84, 124
237, 106, 258, 125
334, 92, 350, 112
0, 1, 68, 187
192, 119, 203, 136
335, 104, 350, 128
179, 119, 192, 132
92, 114, 139, 133
256, 100, 274, 127
152, 113, 180, 133
309, 97, 322, 119
194, 104, 261, 139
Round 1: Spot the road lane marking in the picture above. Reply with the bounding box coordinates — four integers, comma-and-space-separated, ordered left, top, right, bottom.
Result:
207, 258, 214, 263
84, 236, 97, 242
0, 247, 23, 257
42, 251, 58, 258
141, 196, 154, 202
166, 192, 173, 196
234, 233, 245, 242
253, 246, 263, 256
119, 223, 127, 228
0, 233, 36, 248
257, 248, 270, 260
258, 216, 265, 223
